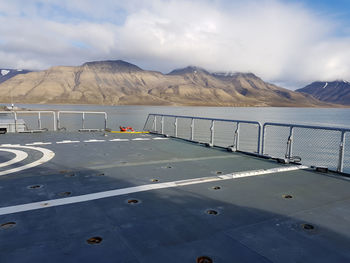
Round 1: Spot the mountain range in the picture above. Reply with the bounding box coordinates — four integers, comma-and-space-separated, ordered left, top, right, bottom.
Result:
0, 60, 331, 107
296, 81, 350, 105
0, 69, 31, 84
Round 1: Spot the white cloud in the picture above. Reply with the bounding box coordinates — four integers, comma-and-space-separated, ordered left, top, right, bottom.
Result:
0, 0, 349, 89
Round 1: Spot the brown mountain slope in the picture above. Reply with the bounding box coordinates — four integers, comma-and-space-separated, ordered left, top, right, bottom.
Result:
0, 60, 329, 106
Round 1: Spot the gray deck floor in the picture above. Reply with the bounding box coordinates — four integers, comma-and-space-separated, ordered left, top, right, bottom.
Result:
0, 132, 349, 263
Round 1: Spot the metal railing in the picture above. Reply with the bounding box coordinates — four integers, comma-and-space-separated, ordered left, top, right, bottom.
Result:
0, 110, 108, 132
143, 114, 262, 154
0, 111, 56, 132
57, 111, 107, 131
261, 122, 350, 173
144, 114, 350, 174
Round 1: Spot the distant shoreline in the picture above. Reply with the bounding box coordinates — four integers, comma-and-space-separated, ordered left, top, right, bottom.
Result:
1, 102, 348, 109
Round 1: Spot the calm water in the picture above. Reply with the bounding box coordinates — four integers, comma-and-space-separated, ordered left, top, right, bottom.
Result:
8, 104, 350, 130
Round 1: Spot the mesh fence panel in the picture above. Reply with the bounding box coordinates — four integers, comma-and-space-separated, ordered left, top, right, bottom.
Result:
40, 114, 55, 131
83, 113, 105, 129
343, 132, 350, 174
16, 112, 55, 131
292, 128, 341, 170
59, 114, 83, 131
163, 116, 176, 137
239, 123, 260, 153
16, 114, 38, 130
193, 119, 211, 143
177, 118, 192, 140
213, 121, 237, 147
155, 116, 162, 133
263, 126, 290, 158
144, 115, 155, 131
143, 114, 350, 173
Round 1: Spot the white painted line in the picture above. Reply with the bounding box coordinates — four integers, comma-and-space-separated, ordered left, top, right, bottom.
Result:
0, 144, 21, 147
0, 149, 28, 168
132, 138, 151, 141
56, 140, 80, 144
0, 165, 308, 216
217, 166, 309, 180
83, 139, 106, 143
25, 142, 52, 146
153, 137, 169, 140
109, 139, 129, 142
0, 145, 55, 177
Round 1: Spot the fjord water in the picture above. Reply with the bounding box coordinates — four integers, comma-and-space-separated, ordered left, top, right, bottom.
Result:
13, 104, 350, 130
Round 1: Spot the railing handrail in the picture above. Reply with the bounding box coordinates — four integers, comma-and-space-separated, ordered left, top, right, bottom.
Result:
0, 110, 108, 131
147, 113, 262, 126
13, 110, 55, 114
0, 110, 56, 131
263, 122, 350, 133
144, 113, 262, 153
144, 114, 349, 174
57, 111, 107, 130
57, 111, 107, 116
0, 111, 16, 116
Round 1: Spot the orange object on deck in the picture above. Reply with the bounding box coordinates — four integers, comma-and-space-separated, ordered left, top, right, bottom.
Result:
119, 126, 135, 132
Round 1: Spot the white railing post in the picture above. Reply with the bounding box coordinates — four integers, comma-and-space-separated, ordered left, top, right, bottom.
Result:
285, 126, 294, 160
174, 118, 178, 137
338, 131, 346, 173
233, 123, 240, 151
82, 112, 85, 129
257, 122, 262, 154
154, 116, 157, 132
14, 112, 17, 133
210, 120, 215, 146
261, 124, 267, 155
161, 116, 164, 134
38, 112, 42, 129
57, 112, 61, 130
190, 118, 194, 141
53, 112, 57, 131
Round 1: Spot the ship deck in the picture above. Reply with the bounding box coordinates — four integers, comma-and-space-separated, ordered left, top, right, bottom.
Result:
0, 132, 349, 263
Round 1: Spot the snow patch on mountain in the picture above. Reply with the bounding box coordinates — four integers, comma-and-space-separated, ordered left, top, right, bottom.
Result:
1, 70, 10, 76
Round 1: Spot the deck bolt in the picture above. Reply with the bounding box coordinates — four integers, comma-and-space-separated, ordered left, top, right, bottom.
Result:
86, 236, 103, 244
197, 256, 213, 263
206, 209, 218, 215
127, 199, 139, 204
27, 185, 43, 189
0, 222, 16, 229
301, 223, 315, 230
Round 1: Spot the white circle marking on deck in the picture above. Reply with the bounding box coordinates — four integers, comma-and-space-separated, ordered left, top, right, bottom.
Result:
0, 145, 55, 176
0, 149, 28, 168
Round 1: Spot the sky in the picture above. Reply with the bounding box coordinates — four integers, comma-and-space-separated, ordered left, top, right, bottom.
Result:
0, 0, 350, 89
